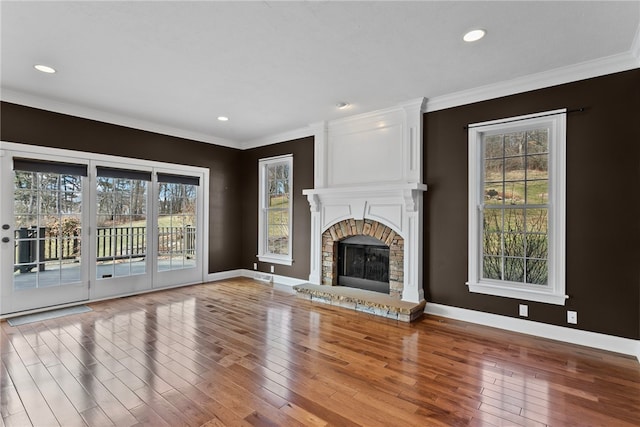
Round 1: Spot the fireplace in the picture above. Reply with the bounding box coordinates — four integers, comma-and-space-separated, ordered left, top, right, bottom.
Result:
301, 98, 427, 309
338, 236, 390, 294
320, 218, 405, 297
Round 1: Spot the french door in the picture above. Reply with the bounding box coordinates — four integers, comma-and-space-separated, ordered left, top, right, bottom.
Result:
0, 153, 90, 314
1, 142, 207, 315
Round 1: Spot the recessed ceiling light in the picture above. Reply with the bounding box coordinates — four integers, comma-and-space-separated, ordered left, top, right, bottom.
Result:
217, 116, 229, 122
463, 29, 486, 43
34, 64, 56, 73
336, 102, 350, 110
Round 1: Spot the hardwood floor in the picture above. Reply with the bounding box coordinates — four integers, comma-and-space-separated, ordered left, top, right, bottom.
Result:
1, 278, 638, 426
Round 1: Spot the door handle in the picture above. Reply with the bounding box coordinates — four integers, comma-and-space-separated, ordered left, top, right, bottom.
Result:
1, 237, 9, 243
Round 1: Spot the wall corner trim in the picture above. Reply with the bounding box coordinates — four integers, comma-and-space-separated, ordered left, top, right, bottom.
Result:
424, 303, 640, 362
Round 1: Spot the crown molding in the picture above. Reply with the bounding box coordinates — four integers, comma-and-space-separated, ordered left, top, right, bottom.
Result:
239, 126, 315, 150
426, 50, 640, 113
0, 88, 240, 149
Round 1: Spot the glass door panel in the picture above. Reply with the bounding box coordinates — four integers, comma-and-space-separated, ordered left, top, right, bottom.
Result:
91, 166, 151, 299
1, 154, 89, 315
154, 173, 202, 288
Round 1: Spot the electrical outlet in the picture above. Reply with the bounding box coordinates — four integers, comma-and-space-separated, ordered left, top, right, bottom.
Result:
567, 310, 578, 324
519, 304, 528, 317
253, 263, 257, 270
270, 265, 275, 273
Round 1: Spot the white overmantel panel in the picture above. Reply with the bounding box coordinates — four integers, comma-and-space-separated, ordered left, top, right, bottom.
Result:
312, 98, 426, 189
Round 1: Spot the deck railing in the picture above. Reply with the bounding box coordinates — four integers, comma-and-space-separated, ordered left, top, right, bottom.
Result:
14, 225, 196, 272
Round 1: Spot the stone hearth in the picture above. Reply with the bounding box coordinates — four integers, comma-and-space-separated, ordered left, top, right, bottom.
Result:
293, 283, 425, 322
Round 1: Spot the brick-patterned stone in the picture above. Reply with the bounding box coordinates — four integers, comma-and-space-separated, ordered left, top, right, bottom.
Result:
320, 218, 405, 299
329, 226, 338, 241
363, 221, 372, 235
385, 230, 396, 246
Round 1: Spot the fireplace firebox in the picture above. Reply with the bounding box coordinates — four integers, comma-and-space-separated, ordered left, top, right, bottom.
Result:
338, 236, 390, 294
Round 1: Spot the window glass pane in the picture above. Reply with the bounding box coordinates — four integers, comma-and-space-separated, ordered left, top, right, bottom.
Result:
483, 256, 502, 280
526, 180, 548, 204
484, 159, 503, 182
505, 155, 525, 179
41, 173, 60, 191
526, 259, 548, 285
504, 208, 525, 233
267, 209, 288, 255
526, 154, 548, 178
525, 209, 548, 233
14, 171, 35, 190
526, 233, 548, 259
504, 257, 524, 282
61, 256, 81, 283
526, 130, 548, 154
504, 233, 525, 257
483, 183, 502, 205
483, 209, 502, 232
484, 135, 503, 159
503, 181, 525, 205
483, 232, 501, 256
14, 170, 83, 290
504, 132, 525, 157
157, 182, 196, 272
97, 176, 147, 279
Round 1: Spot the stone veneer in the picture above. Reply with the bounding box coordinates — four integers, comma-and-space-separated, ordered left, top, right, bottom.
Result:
322, 219, 404, 298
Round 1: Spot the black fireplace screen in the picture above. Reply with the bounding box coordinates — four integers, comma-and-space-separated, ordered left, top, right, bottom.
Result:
338, 240, 390, 293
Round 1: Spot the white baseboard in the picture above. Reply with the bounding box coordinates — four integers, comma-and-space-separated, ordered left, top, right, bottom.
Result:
238, 269, 307, 287
206, 269, 246, 282
207, 269, 307, 286
424, 303, 640, 362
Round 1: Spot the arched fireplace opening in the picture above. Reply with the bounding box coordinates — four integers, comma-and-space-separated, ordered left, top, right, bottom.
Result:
322, 219, 404, 299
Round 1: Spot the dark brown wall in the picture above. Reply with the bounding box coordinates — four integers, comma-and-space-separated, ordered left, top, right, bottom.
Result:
240, 137, 314, 280
424, 69, 640, 340
0, 102, 242, 273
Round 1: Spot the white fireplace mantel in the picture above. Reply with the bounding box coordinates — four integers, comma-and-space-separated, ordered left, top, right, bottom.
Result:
303, 98, 427, 304
303, 182, 427, 232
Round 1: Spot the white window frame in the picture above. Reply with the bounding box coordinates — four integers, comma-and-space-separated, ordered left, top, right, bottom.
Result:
258, 154, 293, 266
467, 109, 567, 305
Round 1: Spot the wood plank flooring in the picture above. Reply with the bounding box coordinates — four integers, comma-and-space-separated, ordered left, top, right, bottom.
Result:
1, 278, 638, 426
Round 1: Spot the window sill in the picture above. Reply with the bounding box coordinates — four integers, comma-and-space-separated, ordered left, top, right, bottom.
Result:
467, 281, 567, 305
257, 254, 293, 266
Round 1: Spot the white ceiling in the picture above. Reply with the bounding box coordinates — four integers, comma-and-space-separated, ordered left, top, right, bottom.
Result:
2, 1, 639, 148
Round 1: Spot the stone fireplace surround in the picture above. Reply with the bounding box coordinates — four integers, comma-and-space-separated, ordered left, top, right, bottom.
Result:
323, 218, 403, 297
295, 98, 427, 321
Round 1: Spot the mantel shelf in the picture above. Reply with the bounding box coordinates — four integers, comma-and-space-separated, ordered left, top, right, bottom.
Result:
302, 182, 427, 196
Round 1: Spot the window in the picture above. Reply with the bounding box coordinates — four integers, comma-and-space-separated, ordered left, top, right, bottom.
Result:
467, 109, 566, 305
258, 155, 293, 265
